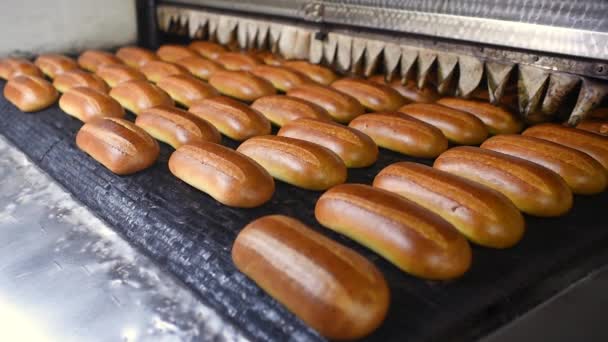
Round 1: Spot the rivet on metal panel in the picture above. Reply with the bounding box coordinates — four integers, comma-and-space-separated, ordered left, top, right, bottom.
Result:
237, 20, 249, 49
336, 34, 353, 72
350, 37, 367, 75
293, 29, 311, 60
323, 33, 338, 65
400, 47, 418, 84
363, 40, 384, 77
247, 21, 259, 50
278, 26, 298, 59
538, 73, 580, 122
485, 62, 515, 105
457, 56, 484, 98
269, 23, 283, 53
568, 78, 608, 126
217, 16, 237, 45
383, 43, 401, 82
256, 23, 269, 50
417, 50, 437, 89
518, 65, 550, 122
436, 53, 458, 95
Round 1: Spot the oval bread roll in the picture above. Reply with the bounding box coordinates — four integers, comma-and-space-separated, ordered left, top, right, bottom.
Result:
315, 183, 472, 280
287, 84, 365, 123
217, 52, 262, 71
115, 46, 159, 68
168, 142, 274, 207
237, 135, 347, 190
135, 105, 220, 148
437, 97, 523, 135
140, 60, 189, 83
251, 65, 311, 92
34, 54, 78, 79
208, 70, 276, 102
576, 120, 608, 136
0, 58, 43, 80
156, 74, 219, 108
188, 41, 226, 60
255, 51, 284, 66
76, 117, 159, 175
4, 75, 59, 112
189, 96, 270, 141
250, 95, 331, 127
59, 87, 125, 122
156, 44, 198, 62
523, 123, 608, 171
331, 78, 406, 112
399, 103, 489, 145
96, 64, 146, 87
174, 56, 223, 80
373, 162, 525, 248
481, 134, 607, 194
78, 50, 122, 72
109, 80, 174, 115
349, 112, 448, 158
369, 76, 439, 103
434, 146, 573, 217
232, 215, 389, 340
53, 69, 109, 93
278, 118, 378, 168
283, 60, 337, 85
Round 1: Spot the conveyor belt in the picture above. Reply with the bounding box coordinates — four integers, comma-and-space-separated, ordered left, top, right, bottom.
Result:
1, 79, 608, 341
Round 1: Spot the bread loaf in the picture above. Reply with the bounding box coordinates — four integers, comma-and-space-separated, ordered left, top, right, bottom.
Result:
76, 117, 159, 174
0, 58, 43, 80
434, 146, 573, 217
208, 70, 276, 102
437, 97, 523, 135
189, 96, 270, 141
217, 52, 262, 71
34, 54, 78, 79
115, 46, 159, 68
96, 64, 146, 87
156, 74, 219, 108
331, 78, 406, 112
135, 105, 220, 148
237, 135, 347, 190
369, 76, 439, 103
188, 41, 227, 60
168, 142, 274, 207
255, 51, 284, 66
577, 120, 608, 136
283, 60, 337, 85
287, 84, 365, 123
174, 56, 223, 80
77, 50, 122, 72
109, 80, 174, 115
250, 95, 331, 127
315, 183, 472, 280
156, 44, 198, 62
4, 75, 59, 112
53, 69, 109, 93
140, 60, 189, 83
59, 87, 125, 122
278, 118, 378, 168
348, 112, 448, 158
232, 215, 389, 339
251, 65, 311, 92
373, 162, 525, 248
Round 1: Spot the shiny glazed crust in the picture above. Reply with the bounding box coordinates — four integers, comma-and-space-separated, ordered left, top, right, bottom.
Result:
156, 45, 198, 62
115, 46, 159, 68
135, 105, 221, 148
278, 117, 378, 168
369, 75, 439, 103
315, 184, 472, 280
236, 135, 347, 190
287, 84, 365, 123
373, 162, 525, 248
156, 74, 219, 107
34, 54, 78, 79
52, 69, 109, 93
109, 80, 174, 115
576, 120, 608, 136
251, 65, 311, 92
283, 60, 337, 85
76, 117, 159, 175
174, 56, 223, 80
331, 78, 406, 112
232, 215, 389, 339
4, 75, 59, 112
399, 103, 489, 145
348, 112, 448, 158
140, 60, 189, 83
208, 70, 276, 102
168, 142, 274, 207
0, 58, 44, 80
217, 52, 262, 71
189, 96, 271, 141
250, 95, 332, 127
96, 64, 146, 87
188, 41, 227, 60
59, 87, 125, 122
434, 146, 573, 217
77, 50, 122, 72
437, 98, 523, 134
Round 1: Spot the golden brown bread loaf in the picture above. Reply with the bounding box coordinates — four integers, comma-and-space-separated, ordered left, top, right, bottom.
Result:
174, 56, 223, 80
156, 44, 198, 62
315, 183, 472, 280
217, 52, 262, 71
237, 135, 347, 190
348, 112, 448, 158
168, 142, 274, 207
369, 76, 439, 103
115, 46, 159, 68
434, 146, 573, 217
95, 64, 146, 87
287, 84, 365, 123
188, 41, 227, 60
208, 70, 276, 102
331, 78, 406, 112
4, 75, 59, 112
255, 50, 284, 66
436, 97, 523, 135
399, 103, 489, 145
59, 87, 125, 122
76, 117, 159, 175
250, 65, 311, 92
135, 105, 220, 148
34, 54, 78, 79
109, 80, 174, 115
189, 96, 270, 141
0, 58, 43, 80
481, 134, 607, 194
139, 60, 189, 84
156, 74, 219, 108
52, 69, 109, 93
373, 162, 525, 248
232, 215, 389, 339
77, 50, 122, 72
278, 118, 378, 168
283, 60, 337, 85
523, 123, 608, 171
577, 120, 608, 136
250, 95, 332, 127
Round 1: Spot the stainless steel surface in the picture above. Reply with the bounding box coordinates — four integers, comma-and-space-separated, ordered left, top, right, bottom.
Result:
0, 136, 247, 342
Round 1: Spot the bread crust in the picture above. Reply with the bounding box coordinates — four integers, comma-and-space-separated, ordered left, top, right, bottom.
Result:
251, 95, 331, 127
283, 60, 337, 85
4, 75, 59, 112
288, 84, 364, 123
437, 97, 523, 134
109, 80, 174, 115
53, 69, 109, 94
34, 54, 78, 79
332, 78, 406, 112
77, 50, 122, 72
116, 46, 159, 68
208, 70, 276, 102
59, 86, 125, 122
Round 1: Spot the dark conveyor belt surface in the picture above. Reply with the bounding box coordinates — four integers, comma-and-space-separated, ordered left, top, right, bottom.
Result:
1, 80, 608, 342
